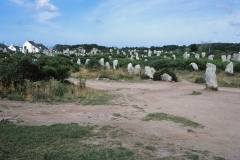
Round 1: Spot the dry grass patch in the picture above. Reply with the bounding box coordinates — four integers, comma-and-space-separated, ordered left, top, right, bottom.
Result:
176, 70, 240, 88
72, 67, 142, 81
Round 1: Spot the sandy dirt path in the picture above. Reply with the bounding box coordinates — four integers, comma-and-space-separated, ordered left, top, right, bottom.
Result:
0, 79, 240, 159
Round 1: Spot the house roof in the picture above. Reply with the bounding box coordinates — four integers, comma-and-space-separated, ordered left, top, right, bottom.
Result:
9, 45, 21, 49
36, 43, 48, 50
28, 41, 38, 48
0, 43, 8, 49
27, 41, 48, 50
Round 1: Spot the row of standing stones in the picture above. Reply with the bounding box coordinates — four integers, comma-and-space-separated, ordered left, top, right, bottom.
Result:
76, 52, 239, 91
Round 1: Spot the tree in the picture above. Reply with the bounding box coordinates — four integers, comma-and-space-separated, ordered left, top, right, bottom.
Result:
189, 44, 198, 52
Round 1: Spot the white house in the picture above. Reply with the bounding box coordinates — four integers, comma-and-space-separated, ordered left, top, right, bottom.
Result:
8, 44, 21, 53
22, 40, 48, 54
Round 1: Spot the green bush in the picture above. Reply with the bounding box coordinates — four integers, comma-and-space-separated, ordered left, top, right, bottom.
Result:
153, 68, 178, 82
235, 63, 240, 72
86, 58, 102, 70
195, 77, 204, 84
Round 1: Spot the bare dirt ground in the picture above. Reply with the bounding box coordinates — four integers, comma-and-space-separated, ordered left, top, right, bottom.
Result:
1, 79, 240, 159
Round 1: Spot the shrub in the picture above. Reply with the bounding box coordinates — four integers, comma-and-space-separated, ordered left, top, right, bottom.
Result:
86, 58, 102, 70
235, 63, 240, 72
195, 77, 204, 84
153, 68, 178, 82
153, 71, 162, 81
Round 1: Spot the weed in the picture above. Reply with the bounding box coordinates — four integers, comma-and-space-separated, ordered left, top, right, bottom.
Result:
113, 113, 122, 117
188, 91, 202, 95
145, 145, 157, 151
143, 113, 203, 128
134, 142, 144, 147
195, 77, 204, 84
132, 105, 145, 112
212, 156, 226, 160
186, 152, 199, 160
187, 129, 194, 133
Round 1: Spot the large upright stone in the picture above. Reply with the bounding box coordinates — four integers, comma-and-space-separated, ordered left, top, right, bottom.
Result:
190, 62, 198, 71
234, 53, 240, 61
99, 58, 104, 66
134, 64, 141, 76
148, 50, 152, 57
85, 59, 90, 65
208, 55, 214, 60
127, 63, 134, 74
183, 52, 189, 59
206, 63, 216, 72
77, 58, 81, 65
172, 54, 176, 60
145, 66, 155, 79
221, 55, 226, 62
161, 73, 172, 81
202, 52, 206, 58
227, 55, 231, 62
195, 53, 200, 59
113, 60, 118, 70
204, 67, 218, 90
225, 62, 233, 74
105, 62, 110, 70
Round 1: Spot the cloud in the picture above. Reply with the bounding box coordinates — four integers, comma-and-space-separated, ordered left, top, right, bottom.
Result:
35, 11, 60, 22
9, 0, 33, 7
216, 4, 232, 13
35, 0, 58, 11
229, 21, 240, 26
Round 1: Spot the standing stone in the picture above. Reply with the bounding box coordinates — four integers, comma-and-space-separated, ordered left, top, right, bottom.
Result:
190, 62, 198, 71
221, 55, 226, 62
145, 66, 155, 79
208, 55, 214, 60
105, 62, 110, 70
204, 67, 218, 90
85, 59, 90, 65
202, 52, 206, 58
148, 50, 152, 57
127, 63, 134, 74
161, 73, 172, 81
99, 58, 104, 66
225, 62, 233, 74
157, 51, 161, 56
172, 54, 176, 60
134, 64, 141, 76
206, 63, 216, 72
109, 56, 112, 60
195, 53, 200, 59
234, 53, 240, 62
77, 58, 81, 65
183, 52, 188, 58
113, 60, 118, 70
227, 55, 231, 62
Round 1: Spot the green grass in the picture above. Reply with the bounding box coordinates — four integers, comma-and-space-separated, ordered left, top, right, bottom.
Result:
0, 122, 141, 160
81, 90, 114, 105
143, 113, 203, 128
113, 113, 122, 117
188, 91, 202, 95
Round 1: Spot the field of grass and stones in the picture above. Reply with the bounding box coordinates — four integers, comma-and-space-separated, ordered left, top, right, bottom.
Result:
0, 43, 239, 159
0, 43, 239, 102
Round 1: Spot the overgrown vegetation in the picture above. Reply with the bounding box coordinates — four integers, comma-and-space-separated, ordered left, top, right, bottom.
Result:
153, 68, 178, 82
143, 112, 203, 128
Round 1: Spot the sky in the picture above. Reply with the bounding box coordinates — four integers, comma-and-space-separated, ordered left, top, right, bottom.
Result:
0, 0, 240, 48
